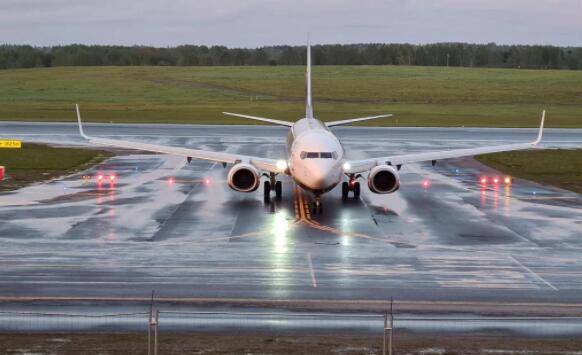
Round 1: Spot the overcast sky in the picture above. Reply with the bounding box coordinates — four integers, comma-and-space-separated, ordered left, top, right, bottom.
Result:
1, 0, 581, 47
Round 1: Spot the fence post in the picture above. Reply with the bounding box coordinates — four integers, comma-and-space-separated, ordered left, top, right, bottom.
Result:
148, 311, 152, 355
389, 298, 394, 355
154, 310, 159, 355
383, 311, 388, 355
148, 290, 156, 355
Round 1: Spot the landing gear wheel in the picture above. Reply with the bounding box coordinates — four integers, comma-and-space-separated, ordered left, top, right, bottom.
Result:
275, 181, 282, 198
263, 181, 271, 197
353, 182, 361, 199
342, 182, 349, 199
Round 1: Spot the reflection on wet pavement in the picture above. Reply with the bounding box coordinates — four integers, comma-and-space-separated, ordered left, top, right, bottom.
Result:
0, 123, 580, 307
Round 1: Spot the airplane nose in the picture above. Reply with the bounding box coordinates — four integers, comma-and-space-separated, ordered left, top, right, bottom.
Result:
308, 165, 337, 189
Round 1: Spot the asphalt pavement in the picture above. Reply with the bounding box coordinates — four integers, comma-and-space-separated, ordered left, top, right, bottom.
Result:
0, 122, 581, 312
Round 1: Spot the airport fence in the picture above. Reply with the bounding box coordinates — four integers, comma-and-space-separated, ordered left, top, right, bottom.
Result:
2, 308, 582, 354
0, 310, 149, 333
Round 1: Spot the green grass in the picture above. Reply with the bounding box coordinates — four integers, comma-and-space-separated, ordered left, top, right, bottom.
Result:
0, 66, 580, 127
0, 143, 112, 191
476, 149, 582, 193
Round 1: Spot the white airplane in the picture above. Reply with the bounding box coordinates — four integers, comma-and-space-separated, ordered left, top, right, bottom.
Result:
76, 43, 545, 214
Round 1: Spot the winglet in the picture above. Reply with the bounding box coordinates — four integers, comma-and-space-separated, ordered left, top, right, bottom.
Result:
75, 104, 89, 139
533, 110, 545, 145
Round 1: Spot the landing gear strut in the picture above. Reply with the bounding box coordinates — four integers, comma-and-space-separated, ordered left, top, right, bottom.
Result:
263, 173, 282, 199
312, 197, 323, 214
342, 175, 361, 199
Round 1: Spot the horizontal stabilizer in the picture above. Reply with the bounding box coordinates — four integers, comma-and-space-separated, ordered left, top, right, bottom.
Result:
325, 114, 393, 127
222, 112, 294, 127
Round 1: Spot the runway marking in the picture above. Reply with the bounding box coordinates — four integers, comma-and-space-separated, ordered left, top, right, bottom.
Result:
153, 162, 217, 235
510, 255, 559, 291
307, 253, 317, 288
515, 196, 578, 201
292, 185, 387, 243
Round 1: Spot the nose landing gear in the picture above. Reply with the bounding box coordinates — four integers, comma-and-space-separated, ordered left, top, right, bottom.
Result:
263, 173, 282, 200
312, 197, 323, 214
342, 175, 361, 199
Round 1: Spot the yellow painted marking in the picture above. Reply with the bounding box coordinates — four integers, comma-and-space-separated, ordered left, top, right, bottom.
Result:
0, 140, 22, 148
292, 185, 388, 243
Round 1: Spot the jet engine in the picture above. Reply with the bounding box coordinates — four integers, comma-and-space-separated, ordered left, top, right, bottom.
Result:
368, 165, 400, 194
227, 163, 260, 192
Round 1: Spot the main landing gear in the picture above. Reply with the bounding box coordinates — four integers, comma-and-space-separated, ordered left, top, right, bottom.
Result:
263, 173, 282, 200
342, 176, 361, 199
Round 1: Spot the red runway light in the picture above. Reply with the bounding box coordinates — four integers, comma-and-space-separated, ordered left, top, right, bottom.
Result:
97, 174, 104, 181
109, 175, 116, 181
422, 179, 431, 188
203, 178, 210, 185
493, 177, 500, 184
168, 177, 175, 184
480, 177, 488, 184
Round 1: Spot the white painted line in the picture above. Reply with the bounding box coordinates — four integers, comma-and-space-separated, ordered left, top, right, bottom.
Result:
510, 255, 559, 291
307, 253, 317, 288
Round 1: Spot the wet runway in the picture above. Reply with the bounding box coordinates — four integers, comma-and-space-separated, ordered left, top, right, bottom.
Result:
0, 122, 581, 310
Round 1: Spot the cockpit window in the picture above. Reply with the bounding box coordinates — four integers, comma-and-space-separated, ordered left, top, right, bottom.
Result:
300, 151, 338, 160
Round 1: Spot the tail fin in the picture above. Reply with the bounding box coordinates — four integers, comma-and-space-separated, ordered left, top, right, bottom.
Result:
305, 41, 313, 119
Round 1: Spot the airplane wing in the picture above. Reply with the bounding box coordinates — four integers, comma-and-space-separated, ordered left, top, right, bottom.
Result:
325, 114, 393, 127
344, 111, 546, 174
75, 105, 287, 174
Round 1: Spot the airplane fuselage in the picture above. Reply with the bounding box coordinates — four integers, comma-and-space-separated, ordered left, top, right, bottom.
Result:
287, 118, 345, 196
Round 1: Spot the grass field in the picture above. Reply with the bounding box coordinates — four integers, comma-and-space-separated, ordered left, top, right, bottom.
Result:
1, 333, 581, 355
0, 66, 581, 127
476, 149, 582, 193
0, 143, 112, 192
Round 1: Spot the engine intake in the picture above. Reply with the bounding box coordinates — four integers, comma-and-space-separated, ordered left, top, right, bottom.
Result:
368, 165, 400, 194
227, 163, 260, 192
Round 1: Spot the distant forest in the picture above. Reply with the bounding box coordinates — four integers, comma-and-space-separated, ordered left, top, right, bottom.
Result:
1, 43, 582, 70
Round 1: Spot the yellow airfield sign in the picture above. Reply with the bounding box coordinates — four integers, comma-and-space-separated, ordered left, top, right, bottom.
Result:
0, 140, 22, 148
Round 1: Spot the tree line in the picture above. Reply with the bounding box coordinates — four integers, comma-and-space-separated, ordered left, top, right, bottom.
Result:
1, 43, 581, 70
